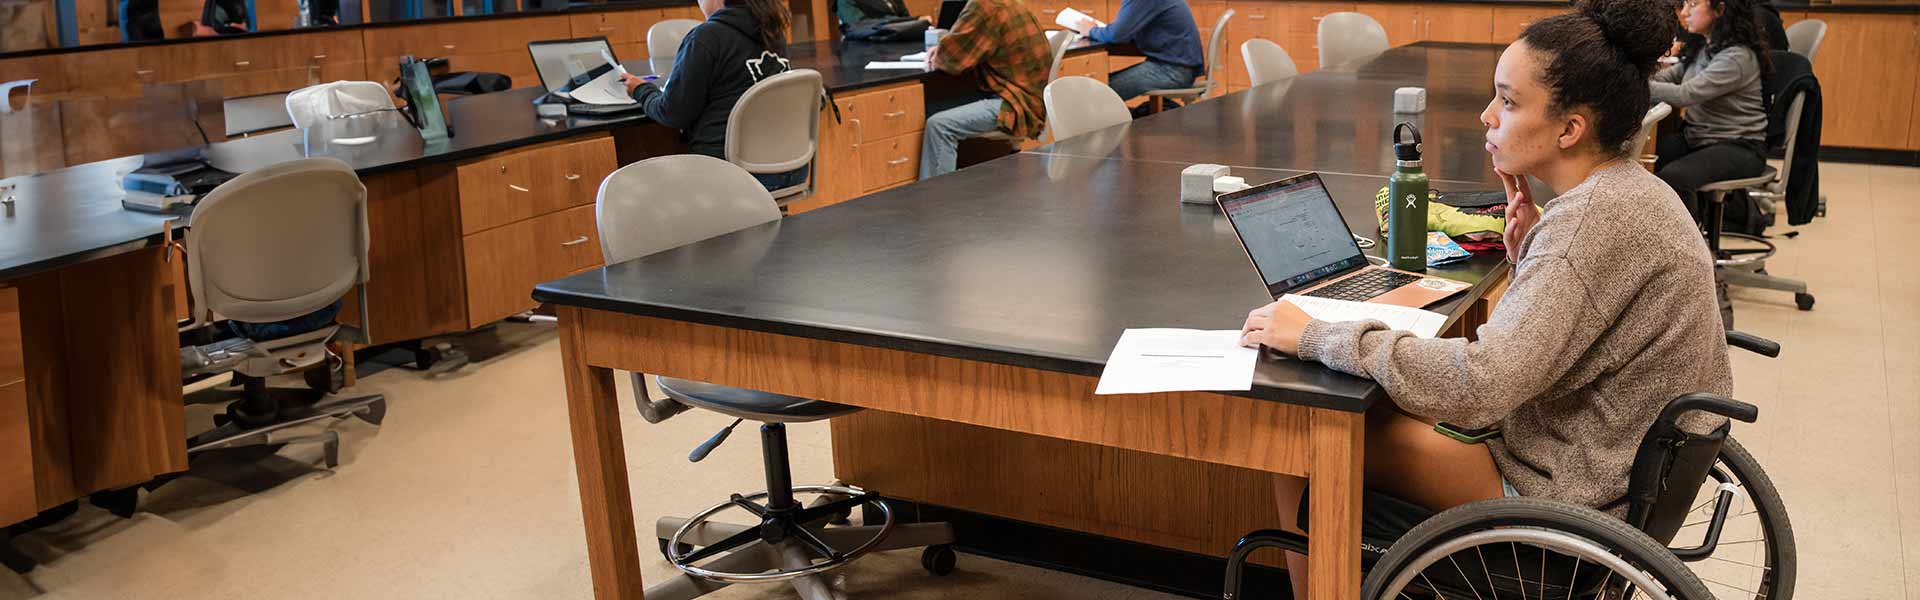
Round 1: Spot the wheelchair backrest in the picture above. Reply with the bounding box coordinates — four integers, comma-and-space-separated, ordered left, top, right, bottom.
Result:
1623, 392, 1755, 544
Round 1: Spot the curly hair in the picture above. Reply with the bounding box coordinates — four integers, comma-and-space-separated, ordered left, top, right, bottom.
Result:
1519, 0, 1675, 155
1678, 0, 1772, 74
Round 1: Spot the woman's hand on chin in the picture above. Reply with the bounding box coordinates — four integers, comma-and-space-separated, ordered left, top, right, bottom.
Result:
1498, 169, 1540, 263
1241, 299, 1314, 356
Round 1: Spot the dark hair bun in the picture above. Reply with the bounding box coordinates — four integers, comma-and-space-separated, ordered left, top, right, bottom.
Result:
1576, 0, 1675, 75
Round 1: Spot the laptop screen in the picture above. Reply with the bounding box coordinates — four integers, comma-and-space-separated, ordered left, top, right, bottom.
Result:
1218, 173, 1370, 294
530, 37, 618, 93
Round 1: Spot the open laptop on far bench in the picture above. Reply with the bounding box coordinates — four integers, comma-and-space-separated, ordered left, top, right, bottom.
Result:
1217, 172, 1470, 308
528, 36, 646, 117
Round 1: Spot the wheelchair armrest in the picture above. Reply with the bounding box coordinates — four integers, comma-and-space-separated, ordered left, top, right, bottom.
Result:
1725, 330, 1780, 358
1659, 392, 1758, 425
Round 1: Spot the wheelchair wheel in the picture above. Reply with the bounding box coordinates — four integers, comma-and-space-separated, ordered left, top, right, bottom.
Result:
1672, 437, 1795, 600
1362, 498, 1711, 600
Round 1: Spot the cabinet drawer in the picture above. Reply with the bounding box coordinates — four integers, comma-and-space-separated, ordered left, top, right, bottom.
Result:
846, 84, 926, 143
859, 132, 922, 192
0, 287, 19, 387
458, 151, 537, 235
540, 204, 604, 277
527, 137, 618, 215
570, 8, 666, 47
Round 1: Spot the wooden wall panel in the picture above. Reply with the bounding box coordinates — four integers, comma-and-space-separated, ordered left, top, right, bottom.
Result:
1811, 14, 1920, 149
0, 383, 34, 524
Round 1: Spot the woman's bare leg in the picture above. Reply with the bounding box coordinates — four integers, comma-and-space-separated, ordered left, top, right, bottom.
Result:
1273, 405, 1507, 596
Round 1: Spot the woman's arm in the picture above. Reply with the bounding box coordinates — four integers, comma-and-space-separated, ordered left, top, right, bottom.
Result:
1649, 47, 1756, 109
1297, 255, 1601, 429
631, 30, 714, 130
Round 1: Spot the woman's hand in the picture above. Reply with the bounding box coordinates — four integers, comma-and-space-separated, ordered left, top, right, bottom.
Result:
621, 73, 647, 95
1498, 169, 1539, 264
1240, 299, 1314, 356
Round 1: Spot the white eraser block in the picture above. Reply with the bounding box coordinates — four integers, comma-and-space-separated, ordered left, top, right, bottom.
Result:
1394, 87, 1427, 113
1182, 164, 1230, 204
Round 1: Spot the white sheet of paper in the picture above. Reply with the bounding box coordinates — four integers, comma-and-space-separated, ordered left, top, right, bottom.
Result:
1055, 7, 1105, 30
900, 51, 929, 61
1094, 329, 1259, 395
569, 68, 638, 106
1281, 294, 1448, 339
866, 61, 927, 70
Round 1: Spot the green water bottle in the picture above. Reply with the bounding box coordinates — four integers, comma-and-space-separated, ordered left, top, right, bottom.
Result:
1387, 123, 1429, 272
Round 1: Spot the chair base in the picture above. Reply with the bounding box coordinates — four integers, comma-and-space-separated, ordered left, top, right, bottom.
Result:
188, 392, 386, 469
645, 494, 956, 600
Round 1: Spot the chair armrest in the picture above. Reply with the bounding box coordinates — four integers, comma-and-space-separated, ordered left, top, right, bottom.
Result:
1725, 330, 1780, 358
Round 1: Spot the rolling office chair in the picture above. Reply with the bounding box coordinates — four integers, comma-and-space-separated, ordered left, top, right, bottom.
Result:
1696, 86, 1815, 312
1625, 102, 1673, 170
1785, 19, 1826, 64
285, 81, 396, 129
177, 158, 386, 469
1240, 38, 1299, 87
1043, 76, 1131, 141
724, 69, 823, 205
1140, 8, 1233, 112
1316, 12, 1388, 70
648, 19, 703, 59
594, 155, 956, 600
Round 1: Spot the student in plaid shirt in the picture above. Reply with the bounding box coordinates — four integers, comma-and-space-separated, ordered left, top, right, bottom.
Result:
919, 0, 1050, 180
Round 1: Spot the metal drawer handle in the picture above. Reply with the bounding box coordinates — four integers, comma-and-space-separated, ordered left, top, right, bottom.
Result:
1042, 9, 1057, 13
312, 53, 327, 60
1311, 16, 1323, 21
509, 184, 530, 192
596, 26, 616, 31
883, 110, 907, 118
235, 60, 251, 67
443, 44, 457, 50
565, 173, 582, 181
887, 158, 909, 166
1249, 14, 1266, 19
562, 236, 590, 246
136, 69, 154, 75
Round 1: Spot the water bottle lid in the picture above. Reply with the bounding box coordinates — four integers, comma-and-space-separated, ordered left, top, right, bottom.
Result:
1394, 123, 1423, 162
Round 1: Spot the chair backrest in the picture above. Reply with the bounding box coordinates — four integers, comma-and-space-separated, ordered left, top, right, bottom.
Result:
1624, 393, 1756, 545
725, 69, 823, 175
595, 154, 782, 265
1624, 102, 1672, 160
649, 19, 704, 58
1044, 76, 1131, 141
1317, 12, 1388, 69
1240, 38, 1298, 87
0, 80, 33, 114
1785, 19, 1826, 64
1771, 90, 1807, 195
1045, 30, 1080, 82
186, 158, 369, 325
1197, 9, 1235, 93
226, 91, 294, 135
285, 81, 395, 129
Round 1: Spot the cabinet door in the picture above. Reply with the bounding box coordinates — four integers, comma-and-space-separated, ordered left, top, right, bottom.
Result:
860, 132, 923, 192
461, 219, 542, 326
1423, 4, 1491, 44
0, 287, 19, 387
0, 383, 33, 525
1490, 6, 1564, 44
1813, 14, 1920, 149
457, 151, 536, 235
852, 84, 927, 142
1225, 1, 1283, 89
796, 94, 866, 213
1354, 3, 1420, 46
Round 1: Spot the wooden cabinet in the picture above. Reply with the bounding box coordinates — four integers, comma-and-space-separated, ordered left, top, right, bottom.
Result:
792, 81, 929, 213
1490, 5, 1563, 44
1810, 13, 1920, 149
363, 15, 573, 88
0, 382, 31, 525
1355, 2, 1488, 46
1058, 51, 1112, 82
1223, 0, 1283, 90
454, 136, 615, 326
0, 287, 19, 387
570, 8, 670, 52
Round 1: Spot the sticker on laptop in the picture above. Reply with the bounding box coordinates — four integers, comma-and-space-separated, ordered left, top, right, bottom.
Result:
1417, 278, 1471, 293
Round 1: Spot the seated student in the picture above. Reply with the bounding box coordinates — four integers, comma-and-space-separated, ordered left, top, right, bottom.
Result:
1650, 0, 1771, 220
192, 0, 249, 35
918, 0, 1049, 180
621, 0, 804, 192
1234, 0, 1730, 594
836, 0, 928, 31
1063, 0, 1203, 106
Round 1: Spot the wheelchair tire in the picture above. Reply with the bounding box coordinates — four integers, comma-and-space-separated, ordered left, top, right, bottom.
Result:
1362, 497, 1711, 600
1707, 437, 1796, 600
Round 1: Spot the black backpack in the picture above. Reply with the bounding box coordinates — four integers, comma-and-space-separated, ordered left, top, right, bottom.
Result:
843, 16, 930, 42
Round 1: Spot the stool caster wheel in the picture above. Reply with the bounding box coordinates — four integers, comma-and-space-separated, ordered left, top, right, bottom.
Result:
1795, 293, 1814, 311
921, 544, 956, 576
658, 538, 694, 560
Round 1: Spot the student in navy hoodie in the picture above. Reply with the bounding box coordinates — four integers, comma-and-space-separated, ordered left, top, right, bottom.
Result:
622, 0, 805, 192
1064, 0, 1204, 104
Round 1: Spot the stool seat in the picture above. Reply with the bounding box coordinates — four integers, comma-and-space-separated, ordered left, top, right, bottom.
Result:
1698, 167, 1778, 194
657, 377, 860, 423
1143, 83, 1209, 98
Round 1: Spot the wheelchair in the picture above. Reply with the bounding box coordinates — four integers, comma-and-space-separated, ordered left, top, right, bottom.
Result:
1224, 330, 1794, 600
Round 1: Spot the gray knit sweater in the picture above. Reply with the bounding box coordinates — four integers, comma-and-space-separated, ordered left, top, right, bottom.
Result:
1651, 46, 1767, 147
1298, 160, 1733, 510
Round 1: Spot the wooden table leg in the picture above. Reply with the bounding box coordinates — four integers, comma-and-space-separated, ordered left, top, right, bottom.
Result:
1307, 409, 1364, 599
558, 307, 645, 599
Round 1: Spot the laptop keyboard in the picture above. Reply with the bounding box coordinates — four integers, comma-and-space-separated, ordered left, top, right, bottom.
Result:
1303, 269, 1425, 302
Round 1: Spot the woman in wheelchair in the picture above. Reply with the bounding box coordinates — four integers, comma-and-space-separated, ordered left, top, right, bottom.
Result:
1237, 0, 1750, 596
